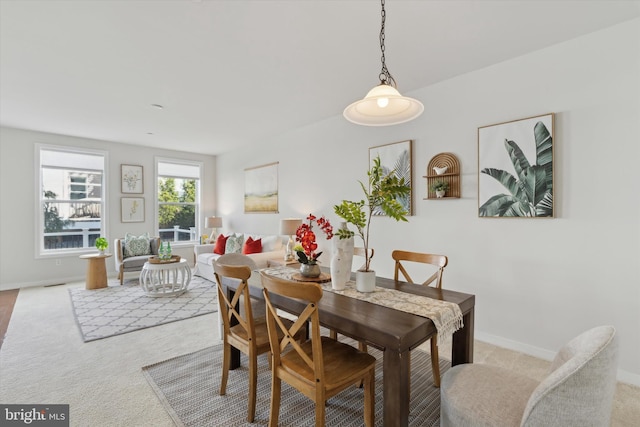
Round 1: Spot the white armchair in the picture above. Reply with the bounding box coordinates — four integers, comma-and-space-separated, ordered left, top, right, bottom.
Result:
114, 236, 161, 284
440, 325, 619, 427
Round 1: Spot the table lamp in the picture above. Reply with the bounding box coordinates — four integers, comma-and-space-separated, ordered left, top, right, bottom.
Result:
280, 218, 302, 261
205, 216, 223, 243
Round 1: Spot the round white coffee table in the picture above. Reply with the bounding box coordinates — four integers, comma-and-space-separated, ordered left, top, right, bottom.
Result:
139, 259, 192, 296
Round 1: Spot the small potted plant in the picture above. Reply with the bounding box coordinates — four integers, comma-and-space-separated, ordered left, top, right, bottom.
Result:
294, 214, 334, 278
430, 180, 450, 198
95, 237, 108, 254
334, 156, 410, 292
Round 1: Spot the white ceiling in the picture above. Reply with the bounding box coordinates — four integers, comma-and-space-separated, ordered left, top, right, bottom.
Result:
1, 0, 639, 155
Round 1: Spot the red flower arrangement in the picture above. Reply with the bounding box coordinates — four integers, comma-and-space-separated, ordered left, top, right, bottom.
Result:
295, 214, 333, 265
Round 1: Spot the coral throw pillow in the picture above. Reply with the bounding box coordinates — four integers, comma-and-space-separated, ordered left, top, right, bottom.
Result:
242, 237, 262, 254
213, 234, 228, 255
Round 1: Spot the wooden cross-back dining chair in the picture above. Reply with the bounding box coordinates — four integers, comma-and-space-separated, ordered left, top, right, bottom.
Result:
261, 272, 376, 427
392, 249, 448, 387
213, 253, 261, 339
213, 261, 305, 423
393, 250, 448, 288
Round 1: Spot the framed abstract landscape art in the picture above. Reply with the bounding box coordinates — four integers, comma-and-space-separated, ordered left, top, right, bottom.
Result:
244, 162, 279, 213
478, 113, 554, 218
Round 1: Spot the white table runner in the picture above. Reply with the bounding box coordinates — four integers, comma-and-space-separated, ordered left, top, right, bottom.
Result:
261, 267, 463, 344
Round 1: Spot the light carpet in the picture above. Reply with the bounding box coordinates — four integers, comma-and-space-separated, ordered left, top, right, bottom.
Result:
143, 341, 449, 426
68, 276, 217, 342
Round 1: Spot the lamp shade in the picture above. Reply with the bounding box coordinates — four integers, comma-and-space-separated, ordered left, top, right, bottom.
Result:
280, 218, 302, 235
205, 216, 222, 228
343, 83, 424, 126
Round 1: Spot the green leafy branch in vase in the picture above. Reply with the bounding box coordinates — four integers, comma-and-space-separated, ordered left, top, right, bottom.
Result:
334, 156, 410, 272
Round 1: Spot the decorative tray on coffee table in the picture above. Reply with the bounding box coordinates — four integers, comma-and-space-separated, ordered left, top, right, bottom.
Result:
148, 255, 181, 264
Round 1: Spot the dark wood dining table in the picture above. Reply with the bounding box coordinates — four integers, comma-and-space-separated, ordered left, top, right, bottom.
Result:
224, 269, 475, 427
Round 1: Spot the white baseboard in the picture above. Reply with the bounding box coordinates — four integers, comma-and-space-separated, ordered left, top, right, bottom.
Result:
475, 330, 640, 387
475, 330, 556, 361
617, 370, 640, 387
0, 273, 130, 291
0, 275, 84, 291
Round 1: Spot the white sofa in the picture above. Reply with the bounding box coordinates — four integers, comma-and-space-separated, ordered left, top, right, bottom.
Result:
193, 233, 285, 282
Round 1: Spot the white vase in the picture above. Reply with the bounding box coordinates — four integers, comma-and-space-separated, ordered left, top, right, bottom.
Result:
330, 248, 347, 290
333, 222, 354, 284
436, 189, 445, 198
356, 270, 376, 293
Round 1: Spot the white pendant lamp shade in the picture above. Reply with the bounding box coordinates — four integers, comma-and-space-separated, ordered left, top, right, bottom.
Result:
343, 83, 424, 126
344, 0, 423, 126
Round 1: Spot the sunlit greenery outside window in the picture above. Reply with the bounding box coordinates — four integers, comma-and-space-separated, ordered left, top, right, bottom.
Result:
156, 159, 201, 243
37, 145, 107, 255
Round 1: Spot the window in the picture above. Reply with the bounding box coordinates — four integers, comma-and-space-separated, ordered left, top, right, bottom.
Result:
37, 145, 107, 255
156, 159, 201, 244
68, 172, 103, 200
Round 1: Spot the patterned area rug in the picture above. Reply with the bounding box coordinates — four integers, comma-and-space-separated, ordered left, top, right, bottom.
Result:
69, 276, 217, 342
142, 340, 448, 426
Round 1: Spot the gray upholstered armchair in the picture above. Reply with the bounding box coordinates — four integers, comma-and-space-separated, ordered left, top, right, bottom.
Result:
114, 236, 161, 284
440, 325, 619, 427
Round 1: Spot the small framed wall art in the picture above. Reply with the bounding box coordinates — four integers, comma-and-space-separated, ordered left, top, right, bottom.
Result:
478, 113, 554, 218
244, 162, 279, 213
121, 197, 145, 222
369, 140, 412, 215
121, 164, 143, 194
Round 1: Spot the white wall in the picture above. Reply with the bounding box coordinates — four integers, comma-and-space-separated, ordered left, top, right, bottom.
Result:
216, 19, 640, 383
0, 127, 217, 288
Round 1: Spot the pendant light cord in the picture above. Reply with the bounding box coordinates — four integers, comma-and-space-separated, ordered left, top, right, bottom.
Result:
379, 0, 396, 88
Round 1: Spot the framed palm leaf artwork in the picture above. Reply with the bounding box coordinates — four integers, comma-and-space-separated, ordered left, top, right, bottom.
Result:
369, 140, 412, 216
478, 113, 554, 218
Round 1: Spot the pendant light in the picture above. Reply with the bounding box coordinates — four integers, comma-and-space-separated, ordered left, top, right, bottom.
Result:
343, 0, 424, 126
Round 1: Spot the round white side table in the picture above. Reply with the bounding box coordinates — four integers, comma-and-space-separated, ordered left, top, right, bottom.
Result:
139, 259, 192, 296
